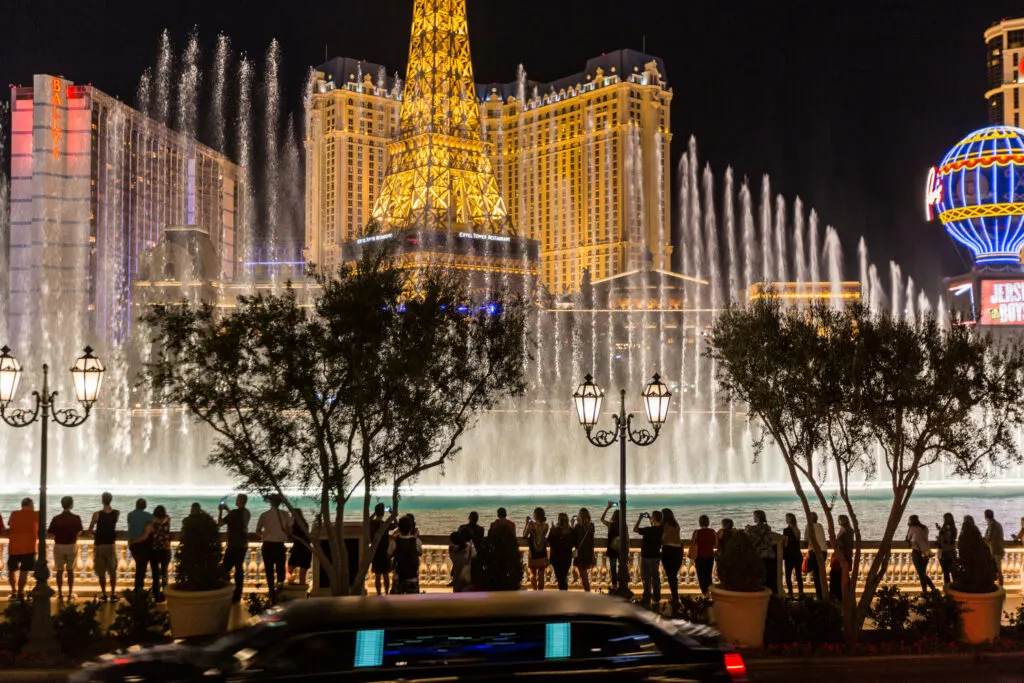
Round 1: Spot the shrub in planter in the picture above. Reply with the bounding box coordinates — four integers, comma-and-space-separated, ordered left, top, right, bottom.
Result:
165, 509, 234, 638
951, 523, 997, 594
948, 520, 1002, 643
175, 510, 225, 590
710, 531, 771, 648
717, 530, 765, 592
471, 529, 523, 591
246, 585, 273, 617
868, 585, 914, 634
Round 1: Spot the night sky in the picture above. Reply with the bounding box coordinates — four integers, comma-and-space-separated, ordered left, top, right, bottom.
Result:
2, 0, 1019, 290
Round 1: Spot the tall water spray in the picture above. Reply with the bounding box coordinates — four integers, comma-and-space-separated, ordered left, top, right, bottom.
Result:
263, 40, 282, 245
153, 30, 173, 125
209, 33, 231, 153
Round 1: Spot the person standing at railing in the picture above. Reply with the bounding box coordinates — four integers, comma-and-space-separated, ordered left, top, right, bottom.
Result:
369, 503, 394, 596
782, 513, 804, 599
288, 509, 312, 586
571, 508, 596, 592
600, 503, 622, 592
634, 510, 663, 606
88, 492, 119, 601
935, 513, 958, 586
906, 515, 936, 593
984, 509, 1006, 588
548, 513, 574, 591
458, 512, 485, 553
448, 527, 476, 593
256, 494, 292, 604
829, 515, 854, 601
218, 494, 251, 603
746, 511, 781, 595
6, 497, 37, 601
150, 506, 171, 603
1012, 516, 1024, 543
524, 508, 550, 591
127, 499, 154, 596
690, 515, 717, 596
804, 512, 827, 600
660, 509, 683, 605
490, 508, 516, 537
48, 496, 83, 602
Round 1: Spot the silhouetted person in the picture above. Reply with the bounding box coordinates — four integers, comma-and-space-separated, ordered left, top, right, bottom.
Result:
87, 492, 119, 601
127, 498, 154, 594
218, 494, 251, 603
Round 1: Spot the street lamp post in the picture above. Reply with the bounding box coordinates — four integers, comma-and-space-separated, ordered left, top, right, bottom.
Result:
0, 345, 104, 658
573, 373, 671, 598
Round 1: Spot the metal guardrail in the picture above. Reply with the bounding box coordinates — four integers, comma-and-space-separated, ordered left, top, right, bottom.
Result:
1, 538, 1020, 594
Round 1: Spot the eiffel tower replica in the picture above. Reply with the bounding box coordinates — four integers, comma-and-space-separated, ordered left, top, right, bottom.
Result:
364, 0, 538, 290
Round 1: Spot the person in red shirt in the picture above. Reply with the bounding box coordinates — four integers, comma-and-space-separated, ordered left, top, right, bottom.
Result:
7, 498, 39, 600
47, 496, 84, 601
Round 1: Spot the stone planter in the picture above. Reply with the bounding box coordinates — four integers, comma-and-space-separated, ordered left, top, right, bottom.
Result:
946, 587, 1005, 644
709, 586, 772, 648
278, 583, 309, 603
165, 584, 235, 639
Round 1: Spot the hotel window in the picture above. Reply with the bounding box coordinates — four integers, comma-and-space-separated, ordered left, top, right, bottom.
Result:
1016, 88, 1021, 109
1010, 30, 1024, 50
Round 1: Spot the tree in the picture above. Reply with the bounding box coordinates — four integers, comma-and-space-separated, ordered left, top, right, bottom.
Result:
707, 297, 1024, 643
142, 244, 529, 595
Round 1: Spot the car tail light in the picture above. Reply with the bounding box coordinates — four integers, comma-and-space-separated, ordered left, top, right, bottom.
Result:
724, 652, 747, 681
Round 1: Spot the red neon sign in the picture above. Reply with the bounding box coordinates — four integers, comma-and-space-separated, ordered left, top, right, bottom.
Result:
924, 166, 942, 221
50, 78, 62, 160
980, 280, 1024, 325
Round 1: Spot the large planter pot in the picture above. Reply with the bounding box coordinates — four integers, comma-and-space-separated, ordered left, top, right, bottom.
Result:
709, 586, 772, 648
165, 584, 235, 639
946, 587, 1005, 644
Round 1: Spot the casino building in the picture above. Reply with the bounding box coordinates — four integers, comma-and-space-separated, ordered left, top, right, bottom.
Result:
304, 1, 672, 296
8, 75, 243, 350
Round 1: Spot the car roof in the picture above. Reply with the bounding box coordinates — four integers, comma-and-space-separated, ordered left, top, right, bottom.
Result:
276, 591, 646, 628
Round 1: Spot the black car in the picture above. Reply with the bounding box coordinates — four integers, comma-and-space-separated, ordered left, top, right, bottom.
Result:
73, 592, 748, 683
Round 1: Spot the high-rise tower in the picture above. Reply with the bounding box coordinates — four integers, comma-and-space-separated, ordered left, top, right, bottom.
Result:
985, 17, 1024, 126
372, 0, 511, 235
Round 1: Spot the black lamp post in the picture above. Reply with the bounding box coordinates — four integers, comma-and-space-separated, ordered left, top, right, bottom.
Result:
0, 345, 104, 658
572, 372, 671, 598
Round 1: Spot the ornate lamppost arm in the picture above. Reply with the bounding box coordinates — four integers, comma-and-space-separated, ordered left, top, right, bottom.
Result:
0, 392, 42, 428
625, 414, 660, 447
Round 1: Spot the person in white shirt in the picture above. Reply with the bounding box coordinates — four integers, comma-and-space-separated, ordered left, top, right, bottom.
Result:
906, 515, 937, 593
805, 512, 828, 600
256, 494, 293, 603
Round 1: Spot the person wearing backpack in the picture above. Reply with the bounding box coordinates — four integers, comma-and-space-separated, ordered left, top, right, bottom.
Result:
524, 507, 550, 591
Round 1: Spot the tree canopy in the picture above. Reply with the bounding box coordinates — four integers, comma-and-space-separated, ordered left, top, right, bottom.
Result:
142, 245, 529, 594
708, 297, 1024, 642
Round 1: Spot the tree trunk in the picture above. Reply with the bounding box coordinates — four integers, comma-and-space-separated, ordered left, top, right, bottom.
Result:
852, 484, 912, 633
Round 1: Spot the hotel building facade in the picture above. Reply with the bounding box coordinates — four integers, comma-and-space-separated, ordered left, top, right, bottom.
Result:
305, 50, 673, 295
986, 17, 1024, 126
8, 74, 243, 350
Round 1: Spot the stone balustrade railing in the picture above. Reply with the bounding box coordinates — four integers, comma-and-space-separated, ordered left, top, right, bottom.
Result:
1, 537, 1020, 594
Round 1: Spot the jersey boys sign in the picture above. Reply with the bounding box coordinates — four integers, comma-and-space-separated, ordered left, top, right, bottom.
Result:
981, 280, 1024, 325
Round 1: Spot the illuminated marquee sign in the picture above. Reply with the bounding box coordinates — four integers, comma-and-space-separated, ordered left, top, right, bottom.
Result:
50, 78, 62, 160
457, 231, 511, 243
980, 280, 1024, 325
924, 166, 942, 220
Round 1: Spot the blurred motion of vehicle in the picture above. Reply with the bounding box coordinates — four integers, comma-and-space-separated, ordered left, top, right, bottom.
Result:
72, 592, 747, 683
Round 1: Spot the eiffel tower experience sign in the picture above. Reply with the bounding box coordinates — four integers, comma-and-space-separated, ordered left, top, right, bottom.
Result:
344, 0, 540, 292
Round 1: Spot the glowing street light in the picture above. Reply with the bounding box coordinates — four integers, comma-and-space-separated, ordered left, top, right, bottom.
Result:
572, 372, 671, 597
0, 345, 104, 658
